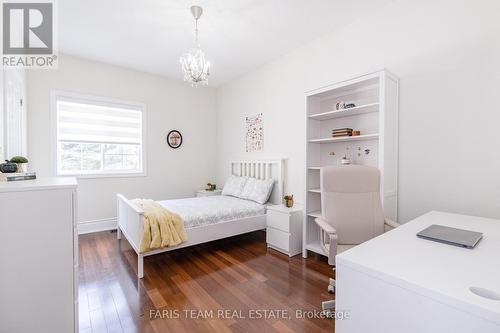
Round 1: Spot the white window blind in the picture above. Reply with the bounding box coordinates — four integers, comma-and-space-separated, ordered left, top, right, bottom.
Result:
55, 95, 144, 176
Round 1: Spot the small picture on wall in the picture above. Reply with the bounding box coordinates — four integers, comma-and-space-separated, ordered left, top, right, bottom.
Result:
166, 130, 183, 149
246, 113, 263, 152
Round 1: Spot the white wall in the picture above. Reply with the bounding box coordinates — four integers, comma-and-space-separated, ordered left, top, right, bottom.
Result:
216, 0, 500, 222
0, 69, 4, 160
27, 54, 217, 232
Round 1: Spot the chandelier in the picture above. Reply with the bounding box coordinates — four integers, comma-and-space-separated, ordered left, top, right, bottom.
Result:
180, 5, 211, 86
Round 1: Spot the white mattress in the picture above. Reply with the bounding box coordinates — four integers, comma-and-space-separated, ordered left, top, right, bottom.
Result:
157, 195, 266, 228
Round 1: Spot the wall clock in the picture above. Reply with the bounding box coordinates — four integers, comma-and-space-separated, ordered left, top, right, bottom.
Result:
166, 130, 183, 149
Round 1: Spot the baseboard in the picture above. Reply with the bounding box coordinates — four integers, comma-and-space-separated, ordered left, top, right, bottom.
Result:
78, 217, 117, 235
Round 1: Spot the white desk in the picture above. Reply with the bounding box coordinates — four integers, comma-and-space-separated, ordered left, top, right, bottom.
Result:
335, 211, 500, 333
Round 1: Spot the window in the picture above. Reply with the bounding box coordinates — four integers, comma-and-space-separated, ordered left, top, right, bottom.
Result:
3, 69, 27, 159
54, 92, 145, 177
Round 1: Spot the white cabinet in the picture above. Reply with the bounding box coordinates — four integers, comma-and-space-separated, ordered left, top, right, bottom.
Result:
0, 178, 78, 333
196, 189, 222, 197
305, 70, 399, 258
266, 204, 303, 257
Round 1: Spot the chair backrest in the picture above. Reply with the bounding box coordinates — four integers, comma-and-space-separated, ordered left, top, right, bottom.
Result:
321, 165, 385, 245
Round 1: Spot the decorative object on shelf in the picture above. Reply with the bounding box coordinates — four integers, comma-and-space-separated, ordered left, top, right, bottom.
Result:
10, 156, 29, 173
335, 102, 345, 110
284, 195, 294, 208
206, 182, 217, 191
341, 157, 351, 165
0, 172, 36, 182
245, 113, 264, 152
180, 5, 211, 87
352, 130, 361, 136
0, 160, 18, 173
332, 128, 353, 137
341, 146, 351, 165
345, 103, 356, 109
166, 130, 183, 149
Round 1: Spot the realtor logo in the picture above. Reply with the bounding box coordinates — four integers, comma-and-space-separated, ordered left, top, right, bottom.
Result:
2, 1, 57, 68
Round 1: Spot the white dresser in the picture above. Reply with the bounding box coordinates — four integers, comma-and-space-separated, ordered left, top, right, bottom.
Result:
0, 178, 78, 333
266, 204, 303, 257
335, 211, 500, 333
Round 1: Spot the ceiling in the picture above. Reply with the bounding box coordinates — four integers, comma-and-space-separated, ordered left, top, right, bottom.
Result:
59, 0, 393, 86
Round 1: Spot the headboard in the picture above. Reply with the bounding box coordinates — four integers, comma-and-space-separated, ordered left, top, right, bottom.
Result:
229, 159, 284, 205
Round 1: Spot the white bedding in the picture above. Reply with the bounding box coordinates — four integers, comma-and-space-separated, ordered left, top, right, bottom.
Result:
157, 195, 266, 229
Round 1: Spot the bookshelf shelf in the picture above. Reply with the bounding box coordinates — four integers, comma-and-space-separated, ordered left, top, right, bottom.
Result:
306, 240, 326, 256
308, 133, 379, 144
304, 70, 399, 260
307, 211, 321, 218
308, 102, 379, 121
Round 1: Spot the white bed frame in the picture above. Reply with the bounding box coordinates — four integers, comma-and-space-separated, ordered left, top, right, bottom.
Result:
117, 159, 284, 278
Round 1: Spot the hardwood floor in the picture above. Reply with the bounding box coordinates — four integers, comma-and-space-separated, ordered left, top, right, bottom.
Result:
79, 231, 335, 333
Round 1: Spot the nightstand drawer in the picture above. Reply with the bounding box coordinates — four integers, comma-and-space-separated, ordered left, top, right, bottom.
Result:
266, 227, 290, 252
267, 210, 290, 232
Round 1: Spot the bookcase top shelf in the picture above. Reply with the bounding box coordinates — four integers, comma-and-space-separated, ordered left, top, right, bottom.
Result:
308, 102, 379, 121
308, 133, 379, 144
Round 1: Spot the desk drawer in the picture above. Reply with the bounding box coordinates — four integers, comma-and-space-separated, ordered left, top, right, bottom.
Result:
267, 210, 290, 232
266, 227, 290, 252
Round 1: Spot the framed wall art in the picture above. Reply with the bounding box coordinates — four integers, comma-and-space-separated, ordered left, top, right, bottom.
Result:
245, 113, 263, 152
166, 130, 183, 149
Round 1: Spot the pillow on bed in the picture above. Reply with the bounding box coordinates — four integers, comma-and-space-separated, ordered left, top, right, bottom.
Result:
239, 177, 275, 204
221, 175, 248, 197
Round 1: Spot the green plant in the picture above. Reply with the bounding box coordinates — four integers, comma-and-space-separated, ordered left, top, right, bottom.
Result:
10, 156, 28, 163
284, 195, 293, 201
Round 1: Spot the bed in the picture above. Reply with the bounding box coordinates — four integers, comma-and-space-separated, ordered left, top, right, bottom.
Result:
116, 159, 284, 278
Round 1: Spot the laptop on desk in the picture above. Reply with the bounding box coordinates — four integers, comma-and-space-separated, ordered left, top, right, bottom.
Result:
417, 224, 483, 249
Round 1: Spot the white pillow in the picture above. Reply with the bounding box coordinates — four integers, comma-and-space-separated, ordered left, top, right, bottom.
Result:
239, 177, 275, 204
222, 175, 248, 197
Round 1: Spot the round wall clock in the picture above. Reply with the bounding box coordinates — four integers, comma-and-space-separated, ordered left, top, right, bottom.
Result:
166, 130, 183, 149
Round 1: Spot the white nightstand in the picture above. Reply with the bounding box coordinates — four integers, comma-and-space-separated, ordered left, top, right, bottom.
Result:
196, 189, 222, 197
266, 204, 303, 257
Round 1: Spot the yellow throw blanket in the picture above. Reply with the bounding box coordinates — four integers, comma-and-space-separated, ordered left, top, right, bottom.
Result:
131, 199, 187, 253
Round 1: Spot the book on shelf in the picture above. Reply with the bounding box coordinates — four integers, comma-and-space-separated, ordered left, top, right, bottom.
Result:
332, 127, 354, 138
332, 128, 353, 133
0, 172, 37, 182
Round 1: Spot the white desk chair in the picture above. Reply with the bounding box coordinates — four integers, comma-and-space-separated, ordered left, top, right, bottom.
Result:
315, 165, 399, 311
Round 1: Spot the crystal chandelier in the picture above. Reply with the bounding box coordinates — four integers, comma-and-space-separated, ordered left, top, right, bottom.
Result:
180, 6, 211, 87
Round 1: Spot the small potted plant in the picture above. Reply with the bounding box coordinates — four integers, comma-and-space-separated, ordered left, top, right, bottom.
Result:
10, 156, 29, 173
284, 195, 294, 208
206, 183, 216, 191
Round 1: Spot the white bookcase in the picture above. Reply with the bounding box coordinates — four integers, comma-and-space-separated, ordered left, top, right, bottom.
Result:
303, 70, 399, 258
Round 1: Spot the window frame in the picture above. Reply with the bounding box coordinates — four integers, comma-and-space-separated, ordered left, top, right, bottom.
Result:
51, 90, 147, 178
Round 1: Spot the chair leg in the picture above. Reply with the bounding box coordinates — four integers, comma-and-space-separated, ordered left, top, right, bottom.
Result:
117, 226, 122, 240
328, 278, 336, 293
322, 300, 335, 311
138, 254, 144, 279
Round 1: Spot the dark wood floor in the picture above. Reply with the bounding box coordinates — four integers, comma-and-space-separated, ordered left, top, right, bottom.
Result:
79, 231, 335, 333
